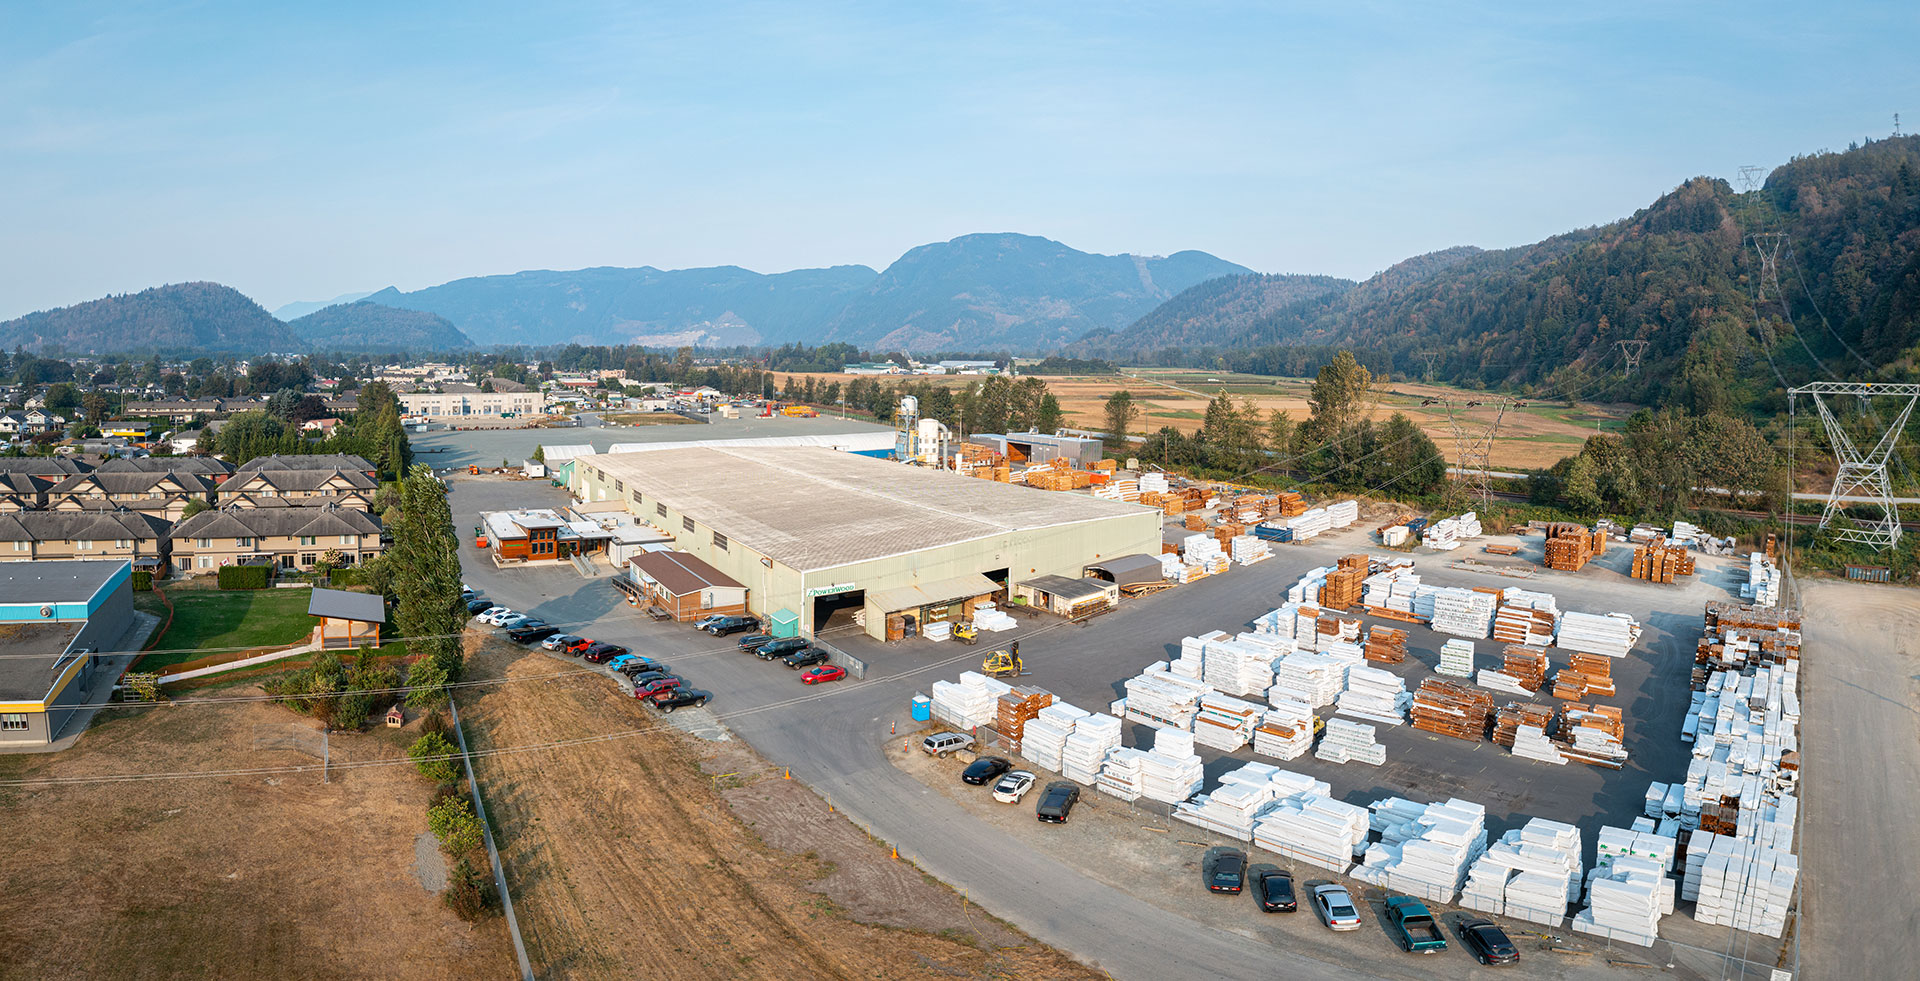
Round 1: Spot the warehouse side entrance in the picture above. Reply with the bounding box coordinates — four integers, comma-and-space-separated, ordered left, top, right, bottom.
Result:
812, 589, 866, 633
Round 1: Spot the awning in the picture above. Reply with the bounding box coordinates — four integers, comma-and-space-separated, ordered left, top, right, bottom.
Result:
1085, 553, 1166, 586
1019, 574, 1113, 603
867, 573, 1001, 614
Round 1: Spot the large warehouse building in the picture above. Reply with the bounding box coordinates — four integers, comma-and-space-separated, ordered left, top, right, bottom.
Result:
571, 446, 1162, 640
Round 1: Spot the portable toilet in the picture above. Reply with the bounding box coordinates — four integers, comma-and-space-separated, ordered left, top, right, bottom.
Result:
770, 609, 800, 638
911, 694, 932, 722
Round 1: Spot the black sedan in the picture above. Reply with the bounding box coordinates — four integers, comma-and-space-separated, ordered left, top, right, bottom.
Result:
507, 621, 558, 643
1035, 781, 1080, 824
736, 633, 774, 652
702, 615, 760, 636
619, 658, 669, 677
651, 688, 712, 713
583, 642, 629, 663
628, 670, 673, 687
1255, 870, 1297, 912
1207, 849, 1246, 894
755, 637, 810, 660
465, 597, 495, 615
960, 756, 1012, 786
781, 647, 829, 669
1458, 918, 1519, 966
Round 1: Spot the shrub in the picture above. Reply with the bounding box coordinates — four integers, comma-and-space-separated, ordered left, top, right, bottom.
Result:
442, 857, 499, 921
428, 795, 484, 857
131, 570, 153, 591
217, 564, 271, 590
408, 732, 461, 783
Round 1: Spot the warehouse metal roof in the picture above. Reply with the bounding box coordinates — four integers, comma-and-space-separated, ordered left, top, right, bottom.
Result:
579, 446, 1156, 572
867, 574, 1001, 615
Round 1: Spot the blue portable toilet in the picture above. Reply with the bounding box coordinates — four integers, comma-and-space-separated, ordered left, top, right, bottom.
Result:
911, 694, 932, 722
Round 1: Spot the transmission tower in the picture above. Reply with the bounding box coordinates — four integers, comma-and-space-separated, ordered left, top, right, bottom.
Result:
1429, 397, 1514, 514
1749, 233, 1787, 301
1418, 351, 1441, 382
1790, 381, 1920, 551
1737, 165, 1765, 193
1616, 339, 1649, 377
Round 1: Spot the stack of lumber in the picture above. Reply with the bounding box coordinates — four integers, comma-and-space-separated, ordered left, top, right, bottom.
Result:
1743, 551, 1781, 606
1229, 535, 1272, 565
1194, 634, 1284, 698
1555, 611, 1641, 658
1409, 679, 1493, 740
1319, 554, 1368, 609
1491, 702, 1556, 747
1138, 472, 1169, 494
972, 601, 1017, 631
1252, 699, 1315, 760
1250, 602, 1304, 645
1512, 722, 1568, 764
1573, 846, 1672, 948
1334, 665, 1410, 725
1430, 587, 1498, 638
1183, 513, 1206, 532
1460, 818, 1583, 926
1556, 703, 1628, 768
1326, 499, 1359, 528
1422, 511, 1483, 549
1352, 797, 1489, 903
1360, 565, 1422, 617
1134, 727, 1205, 803
1191, 693, 1263, 752
1276, 490, 1308, 517
929, 671, 1012, 729
1477, 645, 1548, 695
1542, 522, 1608, 571
1631, 540, 1696, 582
1269, 652, 1350, 707
1289, 507, 1331, 540
1120, 663, 1211, 728
1492, 605, 1558, 645
1019, 702, 1088, 773
1172, 762, 1322, 841
1437, 638, 1477, 677
1171, 631, 1216, 679
1060, 713, 1122, 784
1550, 654, 1616, 699
1315, 717, 1387, 765
1251, 793, 1371, 873
1683, 832, 1798, 937
1094, 748, 1147, 801
1363, 626, 1407, 664
1313, 615, 1363, 650
993, 686, 1054, 744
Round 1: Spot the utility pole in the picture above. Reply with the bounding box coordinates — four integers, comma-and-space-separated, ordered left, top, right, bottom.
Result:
1790, 381, 1920, 551
1616, 339, 1649, 378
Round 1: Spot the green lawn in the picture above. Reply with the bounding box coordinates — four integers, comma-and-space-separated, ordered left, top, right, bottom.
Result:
138, 588, 318, 671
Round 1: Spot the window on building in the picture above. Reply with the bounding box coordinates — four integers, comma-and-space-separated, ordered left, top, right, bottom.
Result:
301, 553, 315, 565
300, 535, 316, 546
682, 516, 695, 533
197, 538, 211, 548
656, 503, 666, 518
12, 541, 26, 552
712, 532, 728, 551
75, 540, 92, 550
115, 539, 130, 549
615, 479, 624, 492
236, 537, 253, 547
1, 713, 27, 732
198, 557, 212, 569
631, 490, 641, 504
340, 535, 353, 544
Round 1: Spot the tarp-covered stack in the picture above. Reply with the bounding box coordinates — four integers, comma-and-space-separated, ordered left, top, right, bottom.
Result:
929, 671, 1011, 729
1572, 827, 1677, 947
1352, 797, 1489, 903
1198, 635, 1284, 698
1477, 645, 1548, 695
1437, 638, 1476, 678
1020, 702, 1088, 773
1230, 534, 1272, 565
1431, 587, 1498, 638
1269, 652, 1349, 707
1192, 693, 1263, 751
1363, 626, 1407, 664
1684, 832, 1797, 937
1173, 763, 1325, 841
1251, 601, 1305, 642
1316, 717, 1387, 765
1556, 703, 1628, 768
1253, 699, 1316, 760
1460, 818, 1583, 927
1326, 499, 1359, 528
1556, 611, 1641, 658
1135, 727, 1205, 803
1251, 793, 1370, 873
1120, 663, 1211, 729
1550, 654, 1616, 699
1409, 679, 1492, 741
1094, 748, 1146, 801
1422, 511, 1483, 550
1060, 712, 1121, 784
1335, 665, 1410, 725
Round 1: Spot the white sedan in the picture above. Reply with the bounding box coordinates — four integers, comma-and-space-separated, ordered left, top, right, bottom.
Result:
991, 770, 1037, 804
480, 608, 518, 626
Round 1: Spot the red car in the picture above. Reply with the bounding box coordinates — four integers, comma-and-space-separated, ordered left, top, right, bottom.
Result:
800, 665, 846, 685
636, 676, 684, 697
564, 637, 596, 656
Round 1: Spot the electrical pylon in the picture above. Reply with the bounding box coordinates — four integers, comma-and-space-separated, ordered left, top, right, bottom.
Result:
1749, 233, 1788, 302
1426, 397, 1515, 514
1617, 339, 1649, 377
1790, 381, 1920, 551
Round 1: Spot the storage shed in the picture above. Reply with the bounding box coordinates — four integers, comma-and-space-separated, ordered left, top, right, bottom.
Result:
309, 587, 385, 649
1083, 553, 1166, 587
867, 573, 1002, 641
626, 551, 748, 621
1014, 574, 1118, 619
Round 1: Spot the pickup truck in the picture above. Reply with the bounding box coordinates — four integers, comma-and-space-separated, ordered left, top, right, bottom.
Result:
1382, 896, 1448, 954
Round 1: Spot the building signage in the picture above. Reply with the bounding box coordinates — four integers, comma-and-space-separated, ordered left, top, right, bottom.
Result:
805, 583, 858, 597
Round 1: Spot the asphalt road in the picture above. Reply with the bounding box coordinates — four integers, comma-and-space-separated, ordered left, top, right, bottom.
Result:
450, 473, 1785, 980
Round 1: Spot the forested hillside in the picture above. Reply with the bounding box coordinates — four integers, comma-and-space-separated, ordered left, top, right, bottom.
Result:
1096, 136, 1920, 411
0, 282, 302, 354
288, 301, 473, 351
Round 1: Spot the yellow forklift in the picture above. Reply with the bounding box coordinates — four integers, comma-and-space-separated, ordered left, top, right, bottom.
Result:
981, 641, 1024, 678
953, 620, 979, 645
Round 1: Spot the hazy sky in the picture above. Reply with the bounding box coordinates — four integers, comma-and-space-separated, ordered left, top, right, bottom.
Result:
3, 1, 1916, 319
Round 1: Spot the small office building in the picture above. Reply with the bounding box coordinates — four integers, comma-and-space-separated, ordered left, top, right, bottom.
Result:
621, 551, 748, 621
0, 560, 137, 747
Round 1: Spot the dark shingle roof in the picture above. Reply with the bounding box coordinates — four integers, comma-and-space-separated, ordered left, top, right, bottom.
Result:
230, 454, 376, 477
95, 457, 233, 475
169, 504, 381, 541
46, 471, 214, 496
0, 510, 170, 542
0, 458, 91, 476
220, 469, 377, 493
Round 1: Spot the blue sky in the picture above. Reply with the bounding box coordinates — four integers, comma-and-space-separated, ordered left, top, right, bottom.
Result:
2, 1, 1916, 319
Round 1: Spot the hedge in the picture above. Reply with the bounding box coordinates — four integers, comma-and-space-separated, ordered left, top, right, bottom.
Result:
218, 564, 272, 590
328, 567, 366, 587
131, 570, 153, 591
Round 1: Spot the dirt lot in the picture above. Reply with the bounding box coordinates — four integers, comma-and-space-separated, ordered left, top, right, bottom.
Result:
456, 636, 1105, 981
0, 697, 509, 981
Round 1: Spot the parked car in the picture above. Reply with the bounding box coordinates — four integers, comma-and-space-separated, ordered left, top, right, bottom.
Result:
1255, 870, 1297, 912
755, 637, 810, 660
583, 642, 629, 663
564, 637, 596, 656
542, 634, 580, 651
1383, 897, 1447, 953
606, 654, 649, 671
921, 732, 974, 757
628, 670, 672, 687
781, 647, 830, 669
619, 659, 668, 677
961, 756, 1012, 786
636, 676, 685, 697
1207, 850, 1247, 894
651, 688, 712, 713
495, 614, 532, 630
799, 665, 846, 685
1457, 918, 1519, 966
474, 605, 510, 621
1035, 781, 1081, 824
508, 622, 558, 643
1312, 885, 1362, 931
692, 614, 727, 630
465, 598, 494, 615
991, 770, 1036, 804
481, 608, 518, 626
702, 615, 760, 636
460, 584, 476, 600
736, 633, 774, 652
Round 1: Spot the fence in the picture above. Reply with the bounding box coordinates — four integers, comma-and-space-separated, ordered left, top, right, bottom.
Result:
810, 638, 868, 679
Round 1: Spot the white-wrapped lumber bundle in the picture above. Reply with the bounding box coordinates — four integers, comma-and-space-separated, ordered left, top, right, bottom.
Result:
1555, 611, 1642, 658
1315, 718, 1386, 765
1191, 693, 1262, 752
1060, 713, 1121, 785
1251, 794, 1369, 874
1230, 535, 1272, 565
1511, 724, 1567, 764
1252, 699, 1315, 760
1137, 727, 1205, 803
1684, 832, 1797, 937
1573, 852, 1670, 948
1431, 586, 1498, 638
1361, 566, 1422, 614
1437, 638, 1476, 677
1459, 818, 1583, 926
1094, 747, 1146, 801
1171, 761, 1305, 841
1334, 665, 1410, 725
1268, 652, 1348, 707
1121, 663, 1210, 729
1019, 702, 1087, 773
1352, 797, 1488, 903
1326, 499, 1359, 528
1251, 603, 1302, 641
1291, 507, 1332, 540
1199, 637, 1283, 698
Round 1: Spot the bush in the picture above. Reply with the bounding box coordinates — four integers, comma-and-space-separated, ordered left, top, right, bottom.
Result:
442, 857, 499, 921
327, 566, 366, 587
218, 564, 271, 589
408, 732, 461, 783
131, 570, 153, 591
428, 795, 484, 857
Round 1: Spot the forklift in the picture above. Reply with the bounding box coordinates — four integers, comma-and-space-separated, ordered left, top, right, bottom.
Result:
981, 641, 1024, 678
953, 620, 979, 645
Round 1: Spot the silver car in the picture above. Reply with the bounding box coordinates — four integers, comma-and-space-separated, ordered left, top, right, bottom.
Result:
1313, 884, 1362, 931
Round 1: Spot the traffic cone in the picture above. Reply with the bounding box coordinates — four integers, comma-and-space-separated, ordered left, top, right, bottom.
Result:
783, 767, 790, 780
891, 846, 898, 860
889, 720, 896, 735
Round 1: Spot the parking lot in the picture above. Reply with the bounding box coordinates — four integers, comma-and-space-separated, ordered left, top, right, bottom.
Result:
414, 411, 891, 470
450, 469, 1803, 980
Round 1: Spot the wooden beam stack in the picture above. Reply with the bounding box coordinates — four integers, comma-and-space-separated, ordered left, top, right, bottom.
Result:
1631, 541, 1696, 583
1491, 702, 1556, 747
1409, 679, 1493, 741
1550, 654, 1616, 699
1542, 523, 1608, 572
1277, 491, 1308, 517
994, 686, 1053, 745
1320, 557, 1368, 610
1554, 703, 1627, 768
1364, 626, 1408, 664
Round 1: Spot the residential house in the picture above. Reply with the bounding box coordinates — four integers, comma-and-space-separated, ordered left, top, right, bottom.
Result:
0, 510, 172, 566
218, 454, 378, 510
0, 413, 23, 436
42, 469, 218, 521
20, 410, 69, 435
169, 503, 384, 573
